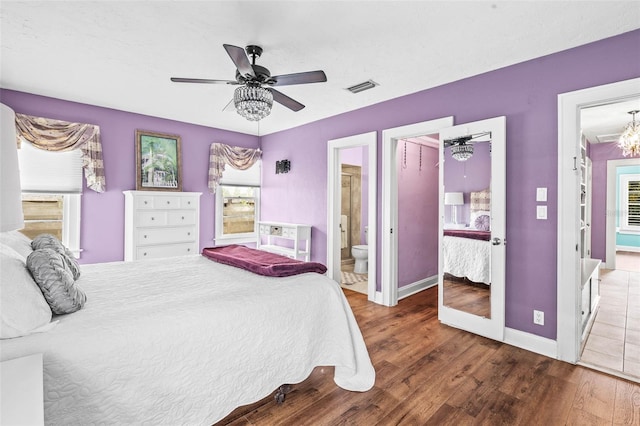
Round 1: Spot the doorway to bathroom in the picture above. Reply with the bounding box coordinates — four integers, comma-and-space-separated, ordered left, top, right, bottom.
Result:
340, 162, 368, 295
327, 132, 377, 301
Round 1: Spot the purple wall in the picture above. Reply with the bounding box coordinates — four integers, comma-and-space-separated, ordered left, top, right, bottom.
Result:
588, 141, 632, 261
443, 142, 492, 224
260, 29, 640, 339
397, 142, 439, 286
0, 90, 259, 264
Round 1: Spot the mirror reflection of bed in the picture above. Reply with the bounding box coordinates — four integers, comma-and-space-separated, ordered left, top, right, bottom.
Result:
442, 139, 492, 318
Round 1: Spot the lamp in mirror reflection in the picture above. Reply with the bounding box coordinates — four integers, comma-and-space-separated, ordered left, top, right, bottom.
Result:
275, 159, 290, 174
618, 110, 640, 157
444, 192, 464, 224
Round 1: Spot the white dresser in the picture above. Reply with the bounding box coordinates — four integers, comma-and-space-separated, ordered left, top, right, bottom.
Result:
123, 191, 201, 261
257, 221, 311, 261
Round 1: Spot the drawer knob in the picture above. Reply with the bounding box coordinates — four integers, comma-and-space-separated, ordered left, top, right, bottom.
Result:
187, 201, 191, 205
144, 235, 147, 239
167, 201, 170, 204
182, 216, 185, 220
143, 252, 147, 256
151, 217, 155, 221
187, 248, 191, 252
144, 201, 148, 205
187, 232, 191, 236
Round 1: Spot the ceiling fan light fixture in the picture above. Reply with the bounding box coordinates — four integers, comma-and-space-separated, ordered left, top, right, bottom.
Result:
233, 84, 273, 121
451, 143, 474, 161
618, 110, 640, 157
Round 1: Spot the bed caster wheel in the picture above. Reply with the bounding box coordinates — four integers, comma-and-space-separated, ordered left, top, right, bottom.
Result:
274, 384, 291, 404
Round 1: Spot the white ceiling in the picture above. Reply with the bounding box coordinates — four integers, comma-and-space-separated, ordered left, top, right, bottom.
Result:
1, 1, 639, 136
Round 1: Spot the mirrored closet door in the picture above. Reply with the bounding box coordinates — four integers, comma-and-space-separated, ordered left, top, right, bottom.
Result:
438, 116, 506, 341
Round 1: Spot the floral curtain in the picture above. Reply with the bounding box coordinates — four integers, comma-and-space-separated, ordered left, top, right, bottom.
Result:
14, 113, 106, 193
208, 143, 262, 193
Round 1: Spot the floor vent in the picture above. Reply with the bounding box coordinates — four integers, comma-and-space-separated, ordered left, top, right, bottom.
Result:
346, 80, 379, 94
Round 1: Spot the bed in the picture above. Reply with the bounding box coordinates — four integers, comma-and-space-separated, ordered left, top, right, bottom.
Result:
442, 189, 492, 285
0, 235, 375, 425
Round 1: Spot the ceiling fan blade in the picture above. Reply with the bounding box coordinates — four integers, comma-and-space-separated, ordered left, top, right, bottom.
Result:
270, 89, 305, 112
223, 44, 255, 78
270, 70, 327, 86
171, 77, 237, 85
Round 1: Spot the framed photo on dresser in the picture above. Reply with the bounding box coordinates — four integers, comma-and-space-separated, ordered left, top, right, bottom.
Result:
135, 130, 182, 191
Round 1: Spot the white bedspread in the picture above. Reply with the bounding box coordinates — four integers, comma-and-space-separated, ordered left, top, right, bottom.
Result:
443, 236, 491, 285
0, 255, 375, 425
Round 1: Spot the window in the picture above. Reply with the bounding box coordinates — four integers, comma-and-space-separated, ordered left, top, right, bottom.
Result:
17, 139, 82, 257
620, 174, 640, 233
214, 161, 260, 244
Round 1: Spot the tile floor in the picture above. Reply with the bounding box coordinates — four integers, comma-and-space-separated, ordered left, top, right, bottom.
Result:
340, 262, 368, 295
580, 252, 640, 380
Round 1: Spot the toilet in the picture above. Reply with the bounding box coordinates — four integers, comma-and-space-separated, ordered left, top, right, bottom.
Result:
351, 226, 368, 274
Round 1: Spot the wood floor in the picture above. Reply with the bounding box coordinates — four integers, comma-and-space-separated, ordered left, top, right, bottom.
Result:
215, 286, 640, 425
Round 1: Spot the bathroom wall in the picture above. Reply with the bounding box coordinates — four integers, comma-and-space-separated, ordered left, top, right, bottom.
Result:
397, 141, 439, 286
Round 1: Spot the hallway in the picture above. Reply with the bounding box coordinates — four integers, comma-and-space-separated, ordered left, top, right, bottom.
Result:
580, 252, 640, 380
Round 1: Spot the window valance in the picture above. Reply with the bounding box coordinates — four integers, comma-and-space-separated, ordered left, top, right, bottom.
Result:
208, 143, 262, 193
14, 113, 106, 193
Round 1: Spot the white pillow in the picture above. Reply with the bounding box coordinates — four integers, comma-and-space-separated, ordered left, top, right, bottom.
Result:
0, 230, 33, 259
0, 243, 53, 339
470, 211, 491, 229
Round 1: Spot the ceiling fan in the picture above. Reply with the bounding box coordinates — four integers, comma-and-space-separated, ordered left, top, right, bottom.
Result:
171, 44, 327, 121
443, 131, 492, 162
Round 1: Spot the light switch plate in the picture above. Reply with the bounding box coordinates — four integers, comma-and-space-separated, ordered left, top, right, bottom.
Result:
536, 187, 547, 202
537, 205, 547, 220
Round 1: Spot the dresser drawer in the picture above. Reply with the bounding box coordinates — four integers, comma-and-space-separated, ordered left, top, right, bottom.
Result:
180, 196, 198, 209
153, 196, 182, 209
136, 242, 197, 260
137, 227, 196, 245
136, 196, 156, 210
168, 210, 196, 226
137, 211, 168, 227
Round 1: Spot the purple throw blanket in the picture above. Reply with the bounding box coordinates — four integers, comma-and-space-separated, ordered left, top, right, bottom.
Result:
443, 229, 491, 241
202, 245, 327, 277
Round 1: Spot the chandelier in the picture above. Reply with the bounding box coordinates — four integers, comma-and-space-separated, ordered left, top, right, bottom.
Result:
618, 110, 640, 157
451, 143, 474, 161
234, 84, 273, 121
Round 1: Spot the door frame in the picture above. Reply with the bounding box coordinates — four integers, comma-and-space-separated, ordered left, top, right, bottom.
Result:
381, 117, 453, 306
327, 132, 377, 301
557, 77, 640, 363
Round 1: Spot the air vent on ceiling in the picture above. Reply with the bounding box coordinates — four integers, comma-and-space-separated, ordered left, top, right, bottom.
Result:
346, 80, 379, 94
596, 133, 622, 143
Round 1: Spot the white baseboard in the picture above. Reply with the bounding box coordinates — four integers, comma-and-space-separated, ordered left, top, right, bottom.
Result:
398, 275, 438, 300
503, 327, 558, 359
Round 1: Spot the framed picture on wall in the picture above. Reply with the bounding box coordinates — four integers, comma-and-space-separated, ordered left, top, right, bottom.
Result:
135, 130, 182, 191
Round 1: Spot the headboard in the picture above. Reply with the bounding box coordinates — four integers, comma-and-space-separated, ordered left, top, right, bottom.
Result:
470, 188, 490, 212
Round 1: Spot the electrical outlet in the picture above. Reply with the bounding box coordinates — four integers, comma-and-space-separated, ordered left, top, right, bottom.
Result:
534, 310, 544, 326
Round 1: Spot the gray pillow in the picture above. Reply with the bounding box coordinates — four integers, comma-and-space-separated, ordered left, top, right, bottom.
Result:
27, 248, 87, 315
31, 234, 81, 280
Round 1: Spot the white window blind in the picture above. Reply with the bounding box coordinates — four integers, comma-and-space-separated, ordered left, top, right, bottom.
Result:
219, 160, 261, 186
17, 139, 83, 193
621, 174, 640, 230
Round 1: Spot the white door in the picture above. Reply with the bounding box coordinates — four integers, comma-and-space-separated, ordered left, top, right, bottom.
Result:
438, 116, 506, 341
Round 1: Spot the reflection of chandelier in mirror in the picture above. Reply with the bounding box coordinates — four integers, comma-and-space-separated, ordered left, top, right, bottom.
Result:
234, 84, 273, 121
451, 143, 474, 161
618, 110, 640, 157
